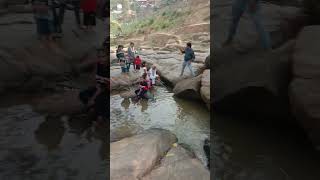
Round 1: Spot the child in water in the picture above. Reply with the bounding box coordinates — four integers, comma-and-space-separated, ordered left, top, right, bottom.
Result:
135, 73, 150, 100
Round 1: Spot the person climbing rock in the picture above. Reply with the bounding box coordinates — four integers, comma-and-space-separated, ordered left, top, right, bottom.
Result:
222, 0, 271, 50
180, 42, 195, 77
149, 65, 160, 86
127, 42, 136, 71
32, 0, 55, 41
80, 0, 97, 30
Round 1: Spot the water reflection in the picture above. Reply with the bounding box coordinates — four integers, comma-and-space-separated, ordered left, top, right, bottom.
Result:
140, 99, 149, 112
34, 116, 65, 150
110, 87, 210, 165
121, 98, 130, 110
0, 105, 107, 179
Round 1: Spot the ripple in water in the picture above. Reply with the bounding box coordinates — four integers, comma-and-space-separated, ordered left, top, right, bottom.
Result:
110, 87, 210, 165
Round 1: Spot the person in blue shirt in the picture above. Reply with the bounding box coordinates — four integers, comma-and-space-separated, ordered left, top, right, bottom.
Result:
180, 42, 195, 77
223, 0, 271, 50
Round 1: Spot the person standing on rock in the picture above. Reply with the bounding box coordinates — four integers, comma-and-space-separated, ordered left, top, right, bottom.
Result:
180, 42, 195, 77
80, 0, 97, 31
32, 0, 55, 41
58, 0, 81, 30
134, 55, 142, 72
149, 65, 160, 86
127, 42, 136, 71
222, 0, 271, 50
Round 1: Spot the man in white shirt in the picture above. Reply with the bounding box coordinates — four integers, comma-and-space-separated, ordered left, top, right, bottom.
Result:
149, 65, 159, 86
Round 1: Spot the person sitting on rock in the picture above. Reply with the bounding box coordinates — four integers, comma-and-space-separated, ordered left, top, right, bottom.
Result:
222, 0, 271, 50
148, 65, 160, 87
135, 73, 150, 100
134, 55, 142, 72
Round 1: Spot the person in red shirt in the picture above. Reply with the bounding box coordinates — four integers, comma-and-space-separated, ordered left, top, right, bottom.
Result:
134, 73, 150, 100
134, 55, 142, 72
80, 0, 97, 30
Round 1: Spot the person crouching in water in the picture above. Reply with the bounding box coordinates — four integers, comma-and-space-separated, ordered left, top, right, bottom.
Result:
116, 45, 127, 73
149, 65, 160, 87
134, 55, 142, 73
135, 73, 150, 100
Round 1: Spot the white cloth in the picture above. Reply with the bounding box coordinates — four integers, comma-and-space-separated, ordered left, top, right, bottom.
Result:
149, 69, 158, 85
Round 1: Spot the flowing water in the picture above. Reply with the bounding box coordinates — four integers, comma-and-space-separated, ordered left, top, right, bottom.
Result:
0, 104, 107, 180
110, 87, 210, 165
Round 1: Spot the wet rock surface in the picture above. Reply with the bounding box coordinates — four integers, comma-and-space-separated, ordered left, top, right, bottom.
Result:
289, 26, 320, 148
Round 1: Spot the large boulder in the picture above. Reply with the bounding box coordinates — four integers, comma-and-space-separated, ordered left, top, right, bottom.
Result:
140, 51, 205, 87
142, 145, 210, 180
174, 23, 210, 35
204, 54, 210, 69
289, 26, 320, 149
33, 90, 83, 116
0, 13, 105, 94
173, 75, 202, 101
212, 0, 305, 50
110, 67, 141, 91
201, 70, 210, 109
144, 33, 181, 47
212, 47, 291, 117
110, 129, 177, 180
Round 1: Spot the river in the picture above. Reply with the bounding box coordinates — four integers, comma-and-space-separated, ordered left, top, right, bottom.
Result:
110, 86, 210, 166
0, 103, 107, 180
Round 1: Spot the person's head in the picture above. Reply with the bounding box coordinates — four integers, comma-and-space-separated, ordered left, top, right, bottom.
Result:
117, 45, 123, 50
136, 55, 140, 58
130, 42, 134, 47
186, 42, 192, 48
152, 65, 156, 70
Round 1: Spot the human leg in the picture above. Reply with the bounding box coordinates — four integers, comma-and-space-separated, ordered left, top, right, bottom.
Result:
187, 62, 195, 77
224, 0, 247, 46
249, 4, 271, 50
72, 1, 81, 26
180, 61, 187, 76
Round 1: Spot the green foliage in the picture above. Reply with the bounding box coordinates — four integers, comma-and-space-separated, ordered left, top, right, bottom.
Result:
121, 8, 190, 36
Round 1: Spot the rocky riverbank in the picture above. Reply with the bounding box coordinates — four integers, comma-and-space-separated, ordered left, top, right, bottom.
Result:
212, 0, 320, 151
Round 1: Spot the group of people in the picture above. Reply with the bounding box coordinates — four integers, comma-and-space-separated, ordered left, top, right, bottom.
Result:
31, 0, 98, 41
134, 65, 160, 100
116, 42, 143, 73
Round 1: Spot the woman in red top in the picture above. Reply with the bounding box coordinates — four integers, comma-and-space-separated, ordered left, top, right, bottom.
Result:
80, 0, 97, 30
